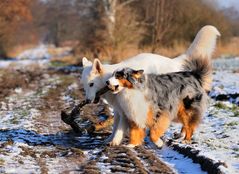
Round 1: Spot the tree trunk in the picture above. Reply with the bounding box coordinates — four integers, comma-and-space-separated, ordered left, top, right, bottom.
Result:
102, 0, 117, 42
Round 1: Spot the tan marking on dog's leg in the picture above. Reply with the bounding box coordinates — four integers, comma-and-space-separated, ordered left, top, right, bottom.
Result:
129, 120, 145, 146
176, 103, 189, 139
150, 112, 170, 147
146, 106, 154, 127
179, 115, 192, 141
184, 130, 191, 141
184, 120, 199, 141
178, 102, 200, 141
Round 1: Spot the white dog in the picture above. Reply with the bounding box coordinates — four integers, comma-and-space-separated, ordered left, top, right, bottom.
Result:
81, 25, 220, 145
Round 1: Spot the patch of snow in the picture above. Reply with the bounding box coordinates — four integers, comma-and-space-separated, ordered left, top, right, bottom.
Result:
0, 102, 7, 110
157, 146, 206, 174
213, 57, 239, 72
144, 137, 206, 174
165, 99, 239, 173
14, 88, 22, 94
0, 60, 14, 68
0, 142, 40, 174
0, 59, 49, 68
17, 44, 51, 60
67, 82, 78, 90
210, 71, 239, 98
0, 75, 60, 130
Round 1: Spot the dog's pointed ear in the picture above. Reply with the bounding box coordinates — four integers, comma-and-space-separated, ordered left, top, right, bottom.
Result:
92, 58, 103, 74
132, 69, 144, 79
82, 57, 92, 67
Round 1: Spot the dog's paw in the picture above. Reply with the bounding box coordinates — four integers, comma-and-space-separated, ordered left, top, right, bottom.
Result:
109, 140, 121, 146
173, 132, 185, 140
182, 140, 191, 144
109, 135, 124, 146
154, 138, 164, 148
125, 144, 137, 148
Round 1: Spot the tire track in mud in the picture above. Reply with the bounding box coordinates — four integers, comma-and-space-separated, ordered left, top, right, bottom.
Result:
80, 145, 175, 174
134, 146, 175, 173
166, 139, 227, 174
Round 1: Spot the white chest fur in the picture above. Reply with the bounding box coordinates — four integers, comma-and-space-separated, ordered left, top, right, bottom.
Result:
116, 89, 149, 128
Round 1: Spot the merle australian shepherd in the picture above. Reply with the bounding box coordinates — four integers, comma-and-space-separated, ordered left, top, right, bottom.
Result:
106, 57, 211, 147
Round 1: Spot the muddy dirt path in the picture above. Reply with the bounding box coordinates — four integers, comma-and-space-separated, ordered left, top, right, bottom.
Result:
0, 67, 178, 174
1, 58, 238, 174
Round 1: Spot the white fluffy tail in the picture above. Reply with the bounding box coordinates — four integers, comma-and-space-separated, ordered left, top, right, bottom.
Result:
186, 25, 221, 59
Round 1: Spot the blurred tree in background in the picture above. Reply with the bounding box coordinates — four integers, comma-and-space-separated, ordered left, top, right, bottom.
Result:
0, 0, 33, 58
0, 0, 238, 60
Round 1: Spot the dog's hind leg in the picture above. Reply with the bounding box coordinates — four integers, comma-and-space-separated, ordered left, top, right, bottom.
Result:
181, 95, 205, 142
150, 111, 170, 148
176, 102, 198, 141
174, 103, 188, 140
178, 112, 192, 142
184, 110, 201, 142
173, 127, 186, 140
180, 109, 201, 143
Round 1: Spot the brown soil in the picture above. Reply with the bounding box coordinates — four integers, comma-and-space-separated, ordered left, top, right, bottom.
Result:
0, 66, 42, 100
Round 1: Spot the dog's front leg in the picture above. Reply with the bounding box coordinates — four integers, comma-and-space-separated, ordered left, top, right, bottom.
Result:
126, 121, 145, 148
104, 109, 120, 144
110, 112, 128, 146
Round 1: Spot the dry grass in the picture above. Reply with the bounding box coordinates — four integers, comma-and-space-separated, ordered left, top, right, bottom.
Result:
148, 43, 187, 58
214, 37, 239, 58
47, 46, 72, 57
8, 43, 73, 59
50, 55, 82, 66
81, 43, 187, 64
105, 38, 239, 63
8, 44, 36, 58
0, 66, 42, 100
7, 37, 239, 65
114, 46, 185, 62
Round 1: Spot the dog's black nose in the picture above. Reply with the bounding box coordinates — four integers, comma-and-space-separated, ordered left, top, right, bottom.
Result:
115, 85, 119, 90
106, 80, 110, 85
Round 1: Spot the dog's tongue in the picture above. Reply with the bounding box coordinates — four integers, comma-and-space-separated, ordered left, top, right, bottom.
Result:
94, 86, 110, 103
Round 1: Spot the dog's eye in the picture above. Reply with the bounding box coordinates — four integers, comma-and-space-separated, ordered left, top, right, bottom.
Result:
115, 72, 123, 79
115, 73, 120, 79
89, 82, 94, 87
115, 74, 121, 79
